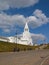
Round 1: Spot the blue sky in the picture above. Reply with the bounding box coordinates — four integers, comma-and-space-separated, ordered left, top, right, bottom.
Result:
0, 0, 49, 43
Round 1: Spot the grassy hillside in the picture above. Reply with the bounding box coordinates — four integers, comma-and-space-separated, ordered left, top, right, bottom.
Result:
0, 41, 39, 52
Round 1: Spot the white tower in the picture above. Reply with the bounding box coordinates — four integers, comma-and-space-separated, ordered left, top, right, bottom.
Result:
21, 22, 33, 45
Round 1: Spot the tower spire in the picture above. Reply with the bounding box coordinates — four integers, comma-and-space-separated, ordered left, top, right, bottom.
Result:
24, 22, 29, 32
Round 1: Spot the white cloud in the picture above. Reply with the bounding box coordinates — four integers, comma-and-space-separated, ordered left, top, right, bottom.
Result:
0, 0, 39, 10
31, 33, 46, 43
0, 1, 9, 10
27, 9, 49, 28
31, 33, 46, 40
0, 12, 26, 33
3, 28, 10, 33
33, 9, 49, 24
0, 9, 49, 33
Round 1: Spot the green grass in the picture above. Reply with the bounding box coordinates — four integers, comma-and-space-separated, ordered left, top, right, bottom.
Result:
0, 41, 39, 52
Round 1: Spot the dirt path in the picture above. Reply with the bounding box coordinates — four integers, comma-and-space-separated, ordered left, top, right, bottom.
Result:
0, 50, 49, 65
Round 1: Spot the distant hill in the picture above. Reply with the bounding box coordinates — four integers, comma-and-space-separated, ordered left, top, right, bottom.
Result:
0, 41, 39, 52
43, 44, 49, 49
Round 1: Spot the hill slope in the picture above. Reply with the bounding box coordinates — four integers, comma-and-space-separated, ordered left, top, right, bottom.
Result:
0, 41, 39, 52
